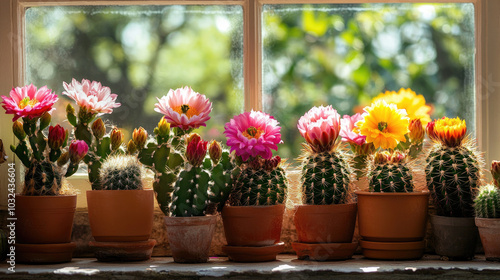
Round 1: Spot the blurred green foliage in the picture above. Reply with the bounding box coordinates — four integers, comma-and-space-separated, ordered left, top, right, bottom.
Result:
25, 3, 475, 163
263, 3, 475, 160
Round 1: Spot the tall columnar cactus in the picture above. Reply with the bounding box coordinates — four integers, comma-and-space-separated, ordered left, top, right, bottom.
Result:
368, 151, 413, 193
298, 106, 353, 204
425, 117, 484, 217
170, 135, 210, 217
474, 184, 500, 219
230, 156, 287, 206
99, 155, 143, 190
207, 141, 235, 211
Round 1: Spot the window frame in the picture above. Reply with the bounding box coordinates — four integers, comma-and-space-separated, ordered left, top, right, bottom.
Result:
1, 0, 498, 208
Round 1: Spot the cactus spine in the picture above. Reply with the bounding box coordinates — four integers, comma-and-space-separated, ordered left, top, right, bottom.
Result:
99, 155, 143, 190
208, 148, 235, 211
368, 151, 413, 193
23, 159, 63, 195
170, 165, 211, 217
474, 184, 500, 219
301, 149, 352, 204
230, 156, 287, 206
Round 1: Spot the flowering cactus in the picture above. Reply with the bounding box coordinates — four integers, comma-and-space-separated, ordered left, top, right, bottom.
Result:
1, 84, 87, 195
225, 111, 287, 206
425, 117, 484, 217
298, 106, 353, 205
340, 113, 375, 178
491, 161, 500, 188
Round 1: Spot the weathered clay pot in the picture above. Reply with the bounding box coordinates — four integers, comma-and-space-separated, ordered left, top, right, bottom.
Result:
222, 205, 285, 246
164, 215, 216, 263
294, 203, 357, 243
87, 189, 154, 242
357, 191, 429, 242
475, 218, 500, 261
431, 215, 478, 260
16, 195, 77, 244
16, 242, 76, 264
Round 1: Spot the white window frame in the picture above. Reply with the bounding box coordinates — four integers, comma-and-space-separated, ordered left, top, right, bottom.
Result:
1, 0, 499, 208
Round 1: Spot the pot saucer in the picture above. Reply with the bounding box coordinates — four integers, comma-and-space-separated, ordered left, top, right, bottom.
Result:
359, 240, 425, 260
16, 242, 76, 264
222, 242, 284, 262
89, 239, 156, 262
292, 242, 358, 261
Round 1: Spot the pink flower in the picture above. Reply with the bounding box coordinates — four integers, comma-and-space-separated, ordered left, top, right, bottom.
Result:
48, 125, 67, 150
186, 135, 208, 167
154, 87, 212, 131
340, 113, 366, 146
297, 105, 340, 152
224, 111, 282, 162
1, 84, 58, 121
69, 140, 89, 164
62, 78, 120, 115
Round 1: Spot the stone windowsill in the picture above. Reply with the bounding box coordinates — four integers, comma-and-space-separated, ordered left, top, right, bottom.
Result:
1, 255, 500, 279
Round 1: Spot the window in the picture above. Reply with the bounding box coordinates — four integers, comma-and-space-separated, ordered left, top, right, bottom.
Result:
1, 0, 499, 207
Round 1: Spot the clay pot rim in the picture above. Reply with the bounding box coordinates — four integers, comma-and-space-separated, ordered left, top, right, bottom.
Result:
294, 203, 357, 208
222, 204, 285, 216
15, 194, 77, 198
475, 217, 500, 227
359, 240, 425, 250
86, 189, 153, 193
356, 190, 430, 196
164, 215, 217, 226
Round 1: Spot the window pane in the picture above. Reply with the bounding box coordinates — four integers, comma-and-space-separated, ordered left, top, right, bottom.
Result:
263, 3, 475, 160
25, 5, 244, 142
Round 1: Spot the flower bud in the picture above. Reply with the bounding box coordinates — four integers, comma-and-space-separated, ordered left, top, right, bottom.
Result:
208, 140, 222, 164
186, 136, 208, 167
157, 117, 170, 137
91, 118, 106, 139
48, 125, 66, 150
39, 112, 51, 130
390, 151, 406, 164
69, 140, 88, 164
127, 139, 137, 154
264, 155, 281, 171
66, 103, 75, 116
426, 120, 438, 142
374, 151, 391, 165
492, 160, 500, 188
248, 157, 263, 170
186, 133, 201, 146
13, 120, 26, 140
110, 128, 124, 151
57, 151, 70, 166
409, 118, 425, 144
132, 127, 148, 149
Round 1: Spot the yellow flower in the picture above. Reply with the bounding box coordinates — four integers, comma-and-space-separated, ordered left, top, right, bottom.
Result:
356, 100, 410, 150
371, 88, 431, 126
433, 117, 466, 147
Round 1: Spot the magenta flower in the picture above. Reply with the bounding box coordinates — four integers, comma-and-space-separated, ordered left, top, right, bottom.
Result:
154, 87, 212, 131
297, 105, 340, 152
62, 78, 120, 115
69, 140, 89, 164
340, 113, 366, 146
224, 111, 282, 162
1, 84, 58, 121
48, 125, 67, 150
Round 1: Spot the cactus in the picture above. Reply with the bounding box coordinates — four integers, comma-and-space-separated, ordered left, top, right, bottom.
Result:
368, 151, 414, 193
301, 149, 352, 204
99, 155, 143, 190
474, 184, 500, 219
134, 118, 184, 216
10, 113, 86, 196
425, 117, 483, 217
23, 159, 63, 196
229, 156, 287, 206
208, 150, 236, 211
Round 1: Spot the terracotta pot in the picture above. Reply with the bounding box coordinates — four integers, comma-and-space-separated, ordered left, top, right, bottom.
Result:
357, 191, 429, 242
431, 215, 478, 260
16, 242, 76, 264
476, 218, 500, 261
164, 215, 216, 263
359, 240, 425, 260
294, 203, 357, 243
89, 239, 156, 262
222, 205, 285, 246
16, 195, 77, 244
87, 189, 154, 242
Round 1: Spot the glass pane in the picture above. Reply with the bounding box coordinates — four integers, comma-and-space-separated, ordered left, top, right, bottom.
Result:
263, 3, 475, 160
25, 5, 244, 142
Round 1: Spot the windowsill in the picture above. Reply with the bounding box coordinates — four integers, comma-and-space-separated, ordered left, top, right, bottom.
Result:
2, 255, 499, 278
